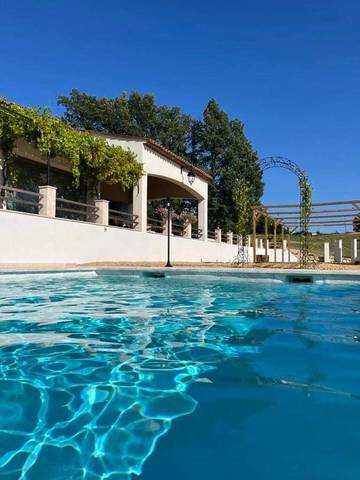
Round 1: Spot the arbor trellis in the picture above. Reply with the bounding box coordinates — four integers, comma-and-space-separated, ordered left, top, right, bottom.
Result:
254, 156, 312, 268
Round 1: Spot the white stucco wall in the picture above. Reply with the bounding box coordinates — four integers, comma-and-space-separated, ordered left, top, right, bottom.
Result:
0, 210, 241, 264
0, 210, 297, 265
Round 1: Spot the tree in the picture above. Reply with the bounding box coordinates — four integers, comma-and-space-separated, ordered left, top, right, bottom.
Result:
194, 99, 263, 231
58, 89, 192, 157
192, 99, 233, 230
233, 178, 252, 237
58, 91, 264, 229
232, 178, 252, 264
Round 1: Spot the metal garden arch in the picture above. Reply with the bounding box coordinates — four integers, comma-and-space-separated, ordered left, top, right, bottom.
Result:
257, 156, 312, 267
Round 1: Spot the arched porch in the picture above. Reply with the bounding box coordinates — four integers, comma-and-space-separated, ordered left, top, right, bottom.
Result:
132, 173, 208, 240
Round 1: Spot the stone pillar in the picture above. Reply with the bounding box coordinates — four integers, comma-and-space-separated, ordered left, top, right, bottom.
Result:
162, 216, 172, 236
334, 239, 343, 263
132, 174, 147, 232
215, 228, 222, 243
282, 240, 287, 263
227, 231, 233, 244
39, 185, 57, 218
198, 197, 208, 241
287, 236, 291, 262
273, 225, 277, 263
252, 209, 257, 262
95, 199, 109, 225
323, 242, 330, 263
259, 239, 264, 249
351, 238, 358, 263
182, 220, 191, 239
264, 216, 268, 260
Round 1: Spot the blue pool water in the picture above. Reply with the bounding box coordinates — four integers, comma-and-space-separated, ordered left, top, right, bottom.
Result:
0, 270, 359, 480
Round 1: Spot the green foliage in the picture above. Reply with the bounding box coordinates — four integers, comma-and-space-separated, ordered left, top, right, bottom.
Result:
58, 89, 192, 157
300, 176, 312, 227
299, 176, 313, 267
58, 91, 264, 229
194, 100, 263, 230
233, 178, 252, 238
0, 99, 143, 190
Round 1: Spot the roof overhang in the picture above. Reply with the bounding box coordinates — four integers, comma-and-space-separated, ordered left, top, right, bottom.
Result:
93, 132, 212, 182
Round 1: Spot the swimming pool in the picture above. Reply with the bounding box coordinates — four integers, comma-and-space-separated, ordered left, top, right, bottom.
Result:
0, 269, 359, 479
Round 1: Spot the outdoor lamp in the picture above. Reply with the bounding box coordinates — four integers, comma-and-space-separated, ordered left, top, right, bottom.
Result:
187, 169, 195, 186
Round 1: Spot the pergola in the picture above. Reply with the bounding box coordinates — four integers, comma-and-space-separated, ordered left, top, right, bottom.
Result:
252, 199, 360, 263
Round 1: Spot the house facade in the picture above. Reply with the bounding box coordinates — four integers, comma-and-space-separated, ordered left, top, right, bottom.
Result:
0, 133, 297, 265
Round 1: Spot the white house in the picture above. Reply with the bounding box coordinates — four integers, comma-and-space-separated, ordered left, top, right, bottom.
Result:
0, 133, 297, 265
100, 134, 210, 240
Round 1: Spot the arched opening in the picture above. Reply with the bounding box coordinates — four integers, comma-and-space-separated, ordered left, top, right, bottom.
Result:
147, 174, 202, 201
147, 174, 204, 238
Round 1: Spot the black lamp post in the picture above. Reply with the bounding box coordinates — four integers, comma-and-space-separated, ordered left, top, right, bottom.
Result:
165, 199, 172, 267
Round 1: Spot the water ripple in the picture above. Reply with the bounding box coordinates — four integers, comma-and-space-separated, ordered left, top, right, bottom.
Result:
0, 272, 358, 479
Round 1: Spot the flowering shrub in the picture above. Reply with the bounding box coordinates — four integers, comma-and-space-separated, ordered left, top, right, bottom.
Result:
179, 208, 197, 224
155, 207, 179, 221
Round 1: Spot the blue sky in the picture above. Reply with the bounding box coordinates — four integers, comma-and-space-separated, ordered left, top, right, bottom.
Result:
0, 0, 359, 205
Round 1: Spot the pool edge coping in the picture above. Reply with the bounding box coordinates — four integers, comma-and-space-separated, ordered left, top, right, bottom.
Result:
0, 265, 360, 281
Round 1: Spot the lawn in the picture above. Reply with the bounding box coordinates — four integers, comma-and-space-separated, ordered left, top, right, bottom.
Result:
288, 232, 359, 259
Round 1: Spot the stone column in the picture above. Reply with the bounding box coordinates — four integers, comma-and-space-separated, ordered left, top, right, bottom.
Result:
273, 224, 277, 263
132, 174, 147, 232
351, 238, 358, 263
259, 239, 264, 249
282, 240, 287, 263
323, 242, 330, 263
215, 228, 222, 243
227, 231, 233, 244
252, 209, 257, 263
264, 216, 268, 260
334, 239, 343, 263
287, 235, 291, 262
182, 220, 191, 239
198, 197, 208, 241
162, 216, 172, 236
95, 199, 109, 226
39, 186, 57, 218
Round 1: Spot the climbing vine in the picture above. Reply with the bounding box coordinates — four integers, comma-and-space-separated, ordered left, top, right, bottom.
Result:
232, 178, 251, 264
0, 99, 143, 190
299, 176, 313, 267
